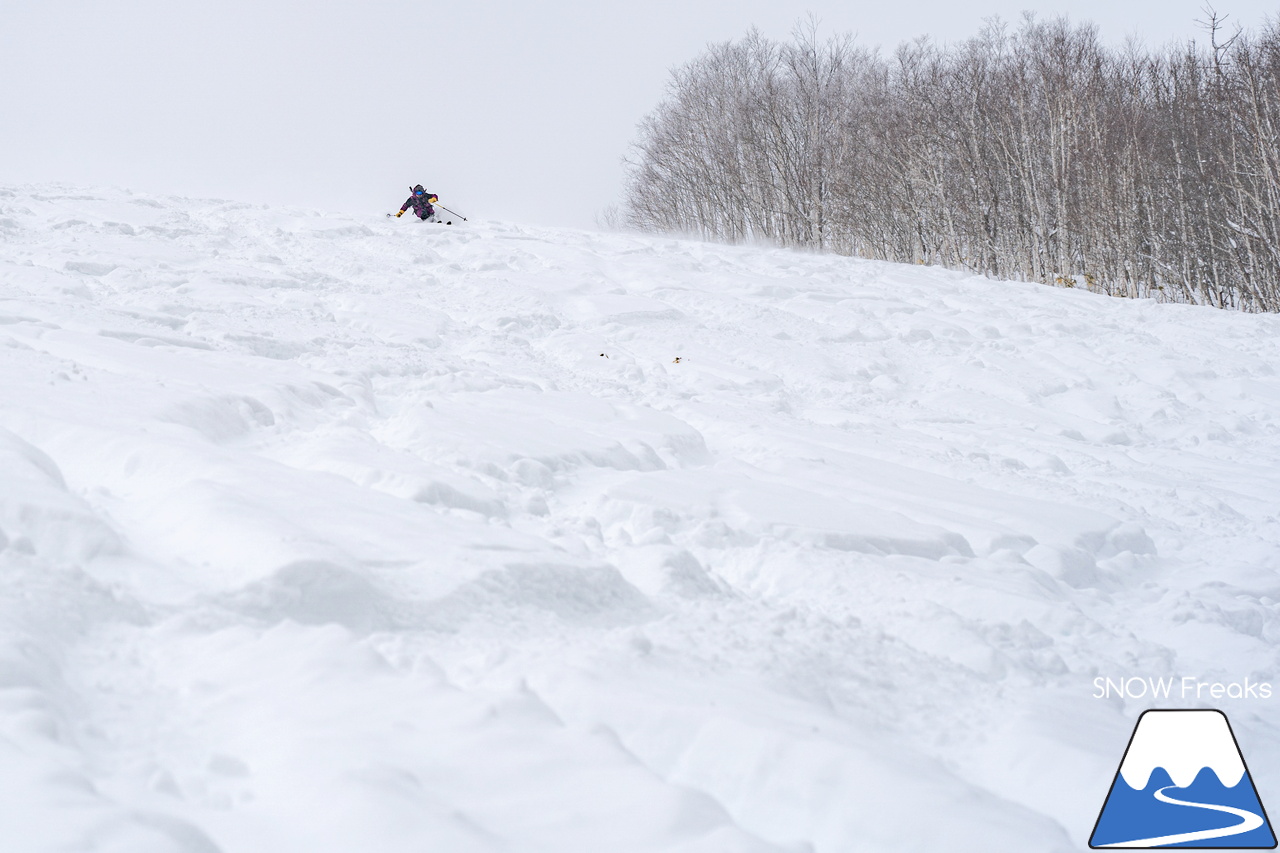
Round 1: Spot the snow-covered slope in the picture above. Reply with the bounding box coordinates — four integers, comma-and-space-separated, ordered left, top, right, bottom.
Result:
2, 185, 1279, 852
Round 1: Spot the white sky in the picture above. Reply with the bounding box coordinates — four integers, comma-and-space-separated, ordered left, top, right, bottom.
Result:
2, 1, 1274, 228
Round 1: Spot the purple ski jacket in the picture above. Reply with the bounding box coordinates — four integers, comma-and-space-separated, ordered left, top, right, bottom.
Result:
400, 193, 436, 219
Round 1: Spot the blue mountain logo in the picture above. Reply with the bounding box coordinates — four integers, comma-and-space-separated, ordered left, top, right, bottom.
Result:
1091, 709, 1276, 848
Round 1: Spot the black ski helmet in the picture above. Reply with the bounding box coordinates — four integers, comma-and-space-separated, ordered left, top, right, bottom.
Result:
413, 184, 425, 194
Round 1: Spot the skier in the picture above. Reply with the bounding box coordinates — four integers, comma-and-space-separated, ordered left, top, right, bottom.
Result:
395, 185, 438, 221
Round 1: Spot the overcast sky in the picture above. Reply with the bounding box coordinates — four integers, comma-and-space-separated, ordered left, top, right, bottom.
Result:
2, 1, 1275, 228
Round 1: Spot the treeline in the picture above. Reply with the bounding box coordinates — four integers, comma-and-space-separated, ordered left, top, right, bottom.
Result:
623, 15, 1280, 311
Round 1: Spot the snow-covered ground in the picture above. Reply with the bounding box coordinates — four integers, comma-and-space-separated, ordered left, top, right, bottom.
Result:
2, 185, 1279, 852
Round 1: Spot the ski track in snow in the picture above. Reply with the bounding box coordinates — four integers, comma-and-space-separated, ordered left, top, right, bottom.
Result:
1, 185, 1279, 851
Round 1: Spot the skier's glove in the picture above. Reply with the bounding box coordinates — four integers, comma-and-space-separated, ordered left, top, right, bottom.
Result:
395, 210, 404, 217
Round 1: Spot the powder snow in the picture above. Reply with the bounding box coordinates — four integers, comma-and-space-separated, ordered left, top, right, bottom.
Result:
1, 185, 1279, 852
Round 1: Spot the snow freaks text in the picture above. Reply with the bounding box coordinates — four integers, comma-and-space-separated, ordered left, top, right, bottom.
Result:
1093, 677, 1273, 701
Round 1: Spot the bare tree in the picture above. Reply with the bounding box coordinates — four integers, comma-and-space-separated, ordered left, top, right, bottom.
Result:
624, 14, 1280, 311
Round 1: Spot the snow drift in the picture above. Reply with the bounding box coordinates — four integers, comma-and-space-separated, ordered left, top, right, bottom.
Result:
1, 185, 1279, 852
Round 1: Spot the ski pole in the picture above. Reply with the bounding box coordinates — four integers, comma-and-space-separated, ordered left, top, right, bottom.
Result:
438, 204, 468, 222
